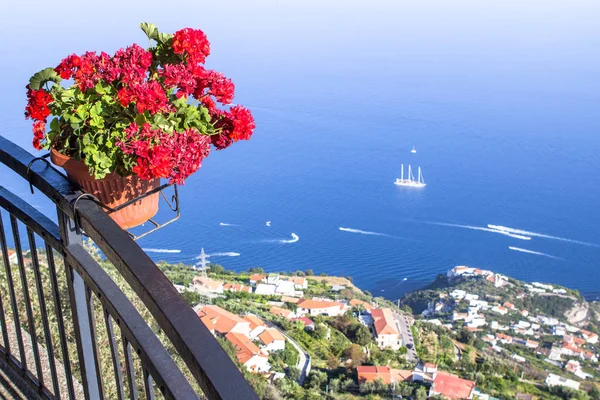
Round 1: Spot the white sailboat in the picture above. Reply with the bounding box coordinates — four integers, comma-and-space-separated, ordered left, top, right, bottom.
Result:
411, 145, 417, 154
394, 164, 426, 187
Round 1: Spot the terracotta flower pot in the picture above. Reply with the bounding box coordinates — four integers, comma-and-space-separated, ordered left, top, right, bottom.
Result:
50, 149, 160, 230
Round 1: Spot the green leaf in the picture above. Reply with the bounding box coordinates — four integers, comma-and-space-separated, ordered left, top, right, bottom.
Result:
157, 32, 173, 44
140, 22, 159, 41
60, 88, 75, 103
29, 68, 61, 90
134, 114, 147, 125
75, 106, 89, 120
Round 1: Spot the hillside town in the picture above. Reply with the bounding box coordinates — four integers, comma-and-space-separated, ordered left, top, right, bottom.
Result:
169, 260, 600, 399
2, 246, 598, 399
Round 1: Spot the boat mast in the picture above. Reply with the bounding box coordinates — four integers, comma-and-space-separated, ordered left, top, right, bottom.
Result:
408, 165, 412, 181
418, 167, 422, 183
401, 164, 404, 180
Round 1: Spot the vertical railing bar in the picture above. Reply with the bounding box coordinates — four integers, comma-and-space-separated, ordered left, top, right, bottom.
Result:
10, 215, 31, 371
84, 286, 105, 399
0, 213, 24, 366
58, 210, 100, 400
143, 369, 155, 400
122, 335, 138, 400
27, 230, 61, 399
10, 216, 44, 387
0, 214, 11, 354
104, 310, 125, 400
64, 263, 92, 400
45, 244, 76, 400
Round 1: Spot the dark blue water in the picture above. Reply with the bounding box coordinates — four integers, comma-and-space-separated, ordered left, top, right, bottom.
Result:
2, 1, 600, 300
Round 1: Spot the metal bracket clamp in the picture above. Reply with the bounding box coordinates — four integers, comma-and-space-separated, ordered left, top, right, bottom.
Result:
71, 193, 106, 235
26, 154, 52, 194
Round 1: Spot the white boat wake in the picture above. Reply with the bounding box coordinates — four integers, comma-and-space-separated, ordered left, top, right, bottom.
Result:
279, 233, 299, 243
339, 227, 391, 237
142, 248, 181, 254
489, 225, 599, 248
427, 222, 531, 240
219, 222, 238, 226
508, 246, 562, 260
208, 252, 241, 257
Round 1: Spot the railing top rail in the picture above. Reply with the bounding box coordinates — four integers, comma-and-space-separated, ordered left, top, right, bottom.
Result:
0, 136, 258, 400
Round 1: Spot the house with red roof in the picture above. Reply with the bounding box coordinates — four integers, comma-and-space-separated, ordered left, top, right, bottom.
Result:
287, 276, 308, 290
371, 308, 401, 350
356, 366, 413, 384
6, 249, 18, 264
349, 299, 373, 312
225, 332, 270, 373
192, 276, 224, 294
581, 329, 599, 344
270, 306, 294, 319
197, 305, 251, 337
223, 282, 251, 293
249, 274, 266, 285
258, 328, 286, 353
429, 372, 476, 399
296, 298, 347, 317
243, 314, 267, 339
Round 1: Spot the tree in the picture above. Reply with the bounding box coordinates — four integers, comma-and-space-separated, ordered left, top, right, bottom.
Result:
399, 346, 408, 355
306, 370, 327, 390
456, 328, 475, 345
296, 270, 305, 276
287, 366, 300, 381
351, 324, 373, 346
180, 290, 201, 306
415, 386, 428, 400
319, 272, 327, 277
305, 269, 314, 276
344, 344, 365, 368
210, 264, 225, 274
310, 324, 328, 340
248, 267, 264, 274
326, 354, 339, 369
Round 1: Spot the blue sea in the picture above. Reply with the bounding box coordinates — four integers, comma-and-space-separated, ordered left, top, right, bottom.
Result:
1, 1, 600, 300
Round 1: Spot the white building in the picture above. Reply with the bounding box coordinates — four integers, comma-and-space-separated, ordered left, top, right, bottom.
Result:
275, 281, 296, 297
266, 273, 280, 285
565, 360, 592, 380
255, 284, 277, 295
512, 354, 526, 363
546, 373, 580, 391
259, 328, 286, 353
552, 326, 566, 336
371, 308, 402, 350
491, 306, 508, 315
296, 299, 346, 317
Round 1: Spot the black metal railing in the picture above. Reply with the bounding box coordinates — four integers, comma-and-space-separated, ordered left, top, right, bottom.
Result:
0, 136, 258, 400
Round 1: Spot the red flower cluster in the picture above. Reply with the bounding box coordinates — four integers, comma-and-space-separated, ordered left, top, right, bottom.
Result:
194, 68, 235, 105
26, 23, 255, 183
32, 121, 46, 150
25, 86, 53, 121
172, 28, 210, 64
112, 45, 153, 84
118, 81, 170, 115
118, 123, 211, 184
25, 85, 53, 149
210, 105, 256, 149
